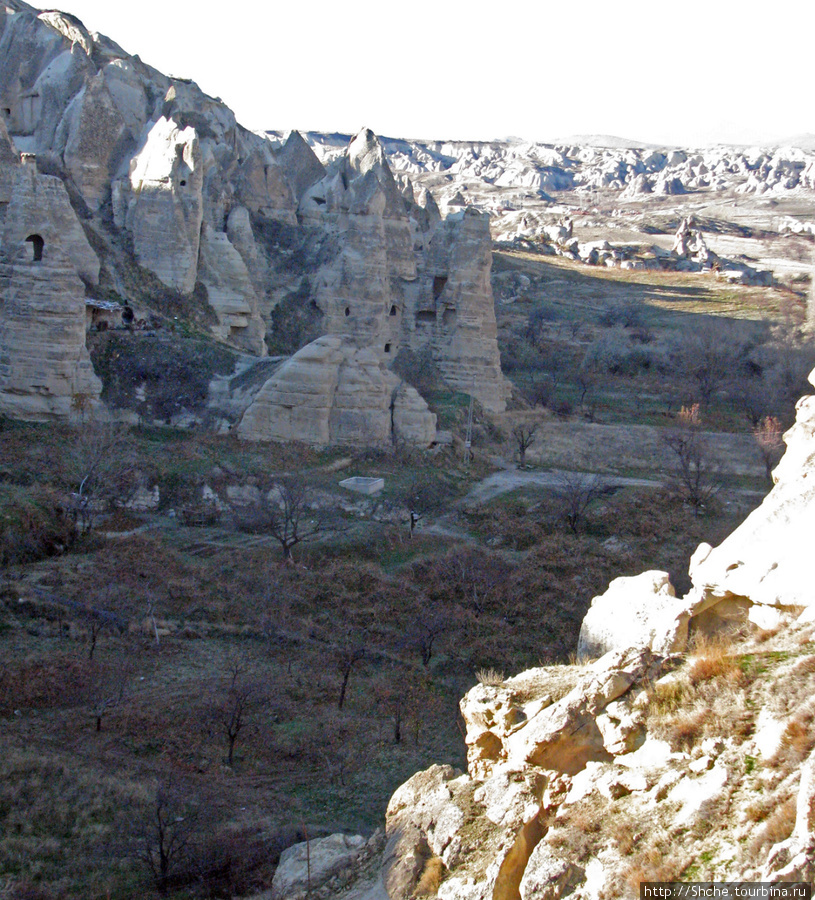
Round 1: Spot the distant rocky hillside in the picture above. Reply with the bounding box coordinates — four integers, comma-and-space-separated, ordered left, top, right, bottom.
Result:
0, 2, 508, 440
265, 369, 815, 898
288, 132, 815, 285
297, 131, 815, 204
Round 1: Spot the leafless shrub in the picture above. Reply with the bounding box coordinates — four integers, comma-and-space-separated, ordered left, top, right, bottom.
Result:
661, 404, 720, 516
748, 796, 796, 857
511, 423, 537, 468
234, 477, 328, 561
556, 472, 609, 535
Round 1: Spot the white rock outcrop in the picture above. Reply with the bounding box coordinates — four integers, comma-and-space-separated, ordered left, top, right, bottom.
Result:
689, 367, 815, 614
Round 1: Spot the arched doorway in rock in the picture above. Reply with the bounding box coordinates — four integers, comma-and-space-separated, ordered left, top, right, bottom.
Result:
25, 234, 44, 262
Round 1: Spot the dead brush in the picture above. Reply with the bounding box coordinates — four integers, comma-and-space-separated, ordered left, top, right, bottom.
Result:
661, 706, 712, 753
769, 707, 815, 769
745, 796, 774, 824
645, 676, 692, 718
792, 654, 815, 677
687, 633, 745, 687
547, 801, 605, 862
616, 834, 691, 898
414, 856, 444, 896
748, 796, 796, 857
608, 813, 640, 856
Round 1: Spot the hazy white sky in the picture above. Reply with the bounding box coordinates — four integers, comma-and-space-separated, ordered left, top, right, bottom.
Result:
45, 0, 814, 146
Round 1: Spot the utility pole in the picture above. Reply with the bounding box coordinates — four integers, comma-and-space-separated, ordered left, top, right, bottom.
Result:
464, 380, 475, 468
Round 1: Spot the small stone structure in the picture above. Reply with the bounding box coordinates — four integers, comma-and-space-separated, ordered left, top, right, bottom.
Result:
339, 476, 385, 496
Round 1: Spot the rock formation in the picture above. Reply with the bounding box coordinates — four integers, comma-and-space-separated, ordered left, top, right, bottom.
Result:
0, 3, 508, 443
321, 369, 815, 898
0, 144, 101, 419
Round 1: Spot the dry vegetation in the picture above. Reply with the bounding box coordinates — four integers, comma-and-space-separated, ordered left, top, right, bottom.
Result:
1, 251, 812, 898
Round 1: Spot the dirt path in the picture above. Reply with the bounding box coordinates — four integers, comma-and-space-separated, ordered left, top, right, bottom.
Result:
460, 468, 660, 506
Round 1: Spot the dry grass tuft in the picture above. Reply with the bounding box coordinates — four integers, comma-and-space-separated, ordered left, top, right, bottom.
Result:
414, 856, 445, 897
687, 634, 745, 687
748, 796, 796, 857
666, 708, 713, 753
770, 708, 815, 768
793, 655, 815, 677
745, 796, 774, 824
476, 667, 505, 687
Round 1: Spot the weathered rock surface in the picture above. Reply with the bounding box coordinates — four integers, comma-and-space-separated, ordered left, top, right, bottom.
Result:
238, 335, 436, 447
689, 367, 815, 613
0, 157, 101, 418
0, 5, 507, 440
578, 571, 687, 658
271, 833, 366, 899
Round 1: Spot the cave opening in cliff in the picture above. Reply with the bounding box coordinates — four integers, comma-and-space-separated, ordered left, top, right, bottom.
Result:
416, 311, 435, 324
25, 234, 44, 262
433, 275, 448, 300
390, 305, 398, 317
442, 307, 457, 328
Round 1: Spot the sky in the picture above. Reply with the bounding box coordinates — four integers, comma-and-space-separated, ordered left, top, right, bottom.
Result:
42, 0, 815, 147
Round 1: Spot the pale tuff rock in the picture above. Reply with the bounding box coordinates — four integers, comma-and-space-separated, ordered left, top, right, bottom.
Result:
578, 571, 688, 658
0, 6, 507, 435
118, 115, 203, 295
59, 64, 143, 210
237, 335, 436, 447
762, 746, 815, 882
0, 223, 100, 420
0, 159, 101, 419
270, 833, 367, 899
689, 367, 815, 612
5, 161, 99, 285
404, 206, 510, 412
197, 224, 266, 355
275, 129, 325, 203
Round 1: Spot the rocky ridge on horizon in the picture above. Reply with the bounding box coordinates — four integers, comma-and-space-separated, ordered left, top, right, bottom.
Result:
289, 131, 815, 286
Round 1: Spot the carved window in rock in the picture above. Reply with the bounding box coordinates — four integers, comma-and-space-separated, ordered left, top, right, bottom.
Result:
384, 343, 392, 354
389, 305, 398, 317
416, 311, 436, 325
25, 234, 44, 262
432, 275, 448, 300
442, 307, 457, 329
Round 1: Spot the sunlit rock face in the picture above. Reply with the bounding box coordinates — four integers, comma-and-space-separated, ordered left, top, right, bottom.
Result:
0, 3, 508, 441
0, 158, 101, 419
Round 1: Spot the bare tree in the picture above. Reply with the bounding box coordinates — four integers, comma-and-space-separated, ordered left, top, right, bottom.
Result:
206, 662, 257, 766
134, 781, 204, 895
511, 424, 537, 468
754, 415, 785, 482
669, 320, 743, 405
336, 628, 367, 710
235, 477, 325, 562
398, 474, 455, 539
556, 472, 609, 535
661, 404, 721, 515
67, 412, 135, 534
87, 662, 130, 732
403, 601, 447, 667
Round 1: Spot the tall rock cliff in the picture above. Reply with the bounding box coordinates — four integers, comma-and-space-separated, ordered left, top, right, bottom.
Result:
0, 3, 508, 439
